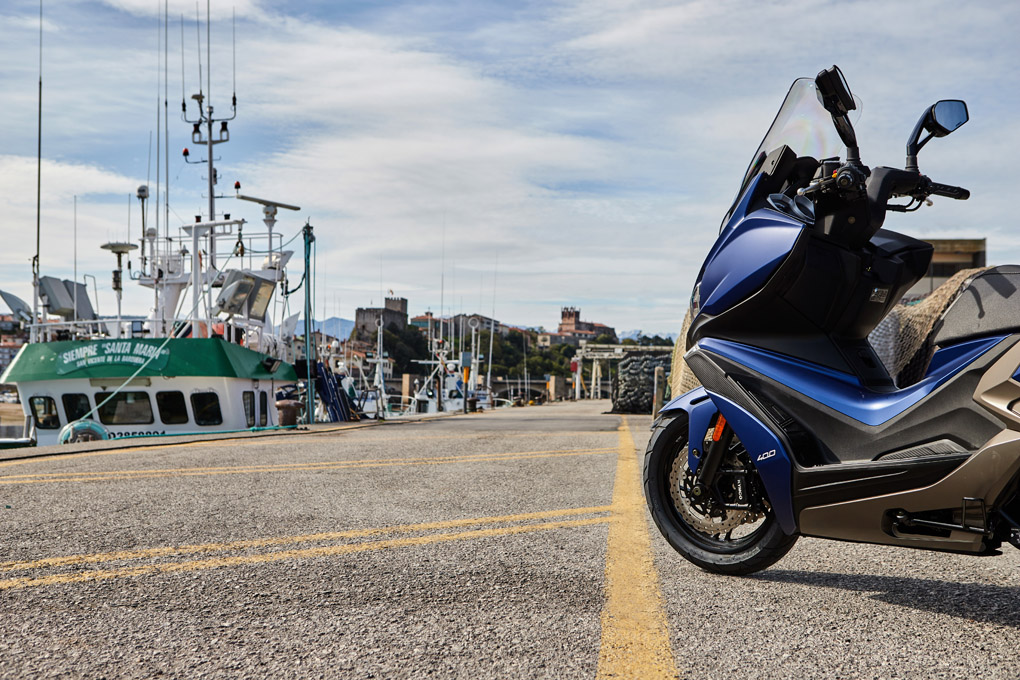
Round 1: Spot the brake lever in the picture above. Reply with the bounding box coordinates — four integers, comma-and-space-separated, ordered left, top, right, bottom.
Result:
797, 177, 834, 197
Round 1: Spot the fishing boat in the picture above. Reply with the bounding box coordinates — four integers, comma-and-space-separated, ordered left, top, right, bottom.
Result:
0, 9, 302, 446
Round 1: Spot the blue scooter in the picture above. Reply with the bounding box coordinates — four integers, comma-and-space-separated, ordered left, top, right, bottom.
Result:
644, 66, 1020, 575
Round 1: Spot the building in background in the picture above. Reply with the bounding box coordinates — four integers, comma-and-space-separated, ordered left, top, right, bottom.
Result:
537, 331, 579, 349
410, 311, 435, 331
554, 307, 617, 344
907, 238, 986, 297
354, 297, 408, 339
449, 313, 503, 336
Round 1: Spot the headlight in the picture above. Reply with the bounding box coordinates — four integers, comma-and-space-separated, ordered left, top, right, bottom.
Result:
691, 283, 701, 315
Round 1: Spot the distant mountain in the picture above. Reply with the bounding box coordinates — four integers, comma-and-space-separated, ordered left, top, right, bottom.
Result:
619, 330, 678, 343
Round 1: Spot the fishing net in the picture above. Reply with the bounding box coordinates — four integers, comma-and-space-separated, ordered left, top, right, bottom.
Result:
869, 267, 989, 386
671, 307, 701, 396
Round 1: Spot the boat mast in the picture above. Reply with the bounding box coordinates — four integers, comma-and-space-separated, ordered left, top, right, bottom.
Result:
486, 256, 497, 394
31, 0, 42, 343
153, 6, 162, 337
181, 0, 236, 337
206, 0, 213, 234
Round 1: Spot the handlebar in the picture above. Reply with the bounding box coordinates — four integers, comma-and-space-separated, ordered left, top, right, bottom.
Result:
796, 165, 969, 236
925, 180, 970, 200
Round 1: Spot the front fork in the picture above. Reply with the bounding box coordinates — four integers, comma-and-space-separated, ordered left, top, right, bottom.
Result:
665, 387, 797, 533
690, 415, 732, 505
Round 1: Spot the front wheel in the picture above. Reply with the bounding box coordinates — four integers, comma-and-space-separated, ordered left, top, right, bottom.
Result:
643, 412, 798, 575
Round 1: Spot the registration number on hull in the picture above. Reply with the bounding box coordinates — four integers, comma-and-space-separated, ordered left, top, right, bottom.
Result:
107, 430, 167, 439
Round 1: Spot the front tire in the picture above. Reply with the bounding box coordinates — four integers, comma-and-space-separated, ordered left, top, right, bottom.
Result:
643, 412, 798, 575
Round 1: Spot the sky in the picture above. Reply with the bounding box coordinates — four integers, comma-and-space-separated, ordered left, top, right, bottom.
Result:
1, 0, 1018, 335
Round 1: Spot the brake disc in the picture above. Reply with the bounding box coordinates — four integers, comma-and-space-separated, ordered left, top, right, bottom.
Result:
669, 449, 760, 535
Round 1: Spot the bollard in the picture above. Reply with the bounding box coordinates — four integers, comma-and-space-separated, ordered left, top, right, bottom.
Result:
652, 365, 666, 415
276, 399, 301, 427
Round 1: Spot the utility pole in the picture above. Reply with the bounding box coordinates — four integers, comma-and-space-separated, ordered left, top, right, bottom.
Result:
375, 316, 385, 418
302, 221, 315, 424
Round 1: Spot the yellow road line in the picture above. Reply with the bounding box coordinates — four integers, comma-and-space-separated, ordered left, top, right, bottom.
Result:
0, 434, 275, 471
0, 446, 615, 479
0, 447, 617, 485
0, 423, 376, 469
0, 427, 613, 470
0, 517, 610, 591
0, 505, 612, 573
597, 415, 677, 679
346, 431, 618, 442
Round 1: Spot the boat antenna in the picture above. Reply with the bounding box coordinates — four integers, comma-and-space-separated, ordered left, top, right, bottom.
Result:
146, 130, 152, 237
232, 7, 236, 100
206, 0, 211, 104
73, 195, 77, 329
154, 6, 161, 248
164, 0, 169, 257
195, 2, 202, 96
180, 14, 186, 104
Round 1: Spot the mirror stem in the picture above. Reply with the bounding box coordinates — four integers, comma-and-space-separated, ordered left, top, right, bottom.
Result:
833, 114, 860, 164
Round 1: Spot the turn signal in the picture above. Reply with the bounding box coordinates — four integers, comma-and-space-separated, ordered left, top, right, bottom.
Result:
712, 415, 727, 441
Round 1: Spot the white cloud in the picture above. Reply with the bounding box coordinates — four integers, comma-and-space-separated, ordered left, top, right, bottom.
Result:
0, 155, 144, 314
1, 1, 1018, 335
98, 0, 265, 20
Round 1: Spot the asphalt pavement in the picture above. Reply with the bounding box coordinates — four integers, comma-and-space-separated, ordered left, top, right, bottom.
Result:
0, 400, 1018, 679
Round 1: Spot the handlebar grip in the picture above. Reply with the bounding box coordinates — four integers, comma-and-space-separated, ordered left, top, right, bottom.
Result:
928, 181, 970, 200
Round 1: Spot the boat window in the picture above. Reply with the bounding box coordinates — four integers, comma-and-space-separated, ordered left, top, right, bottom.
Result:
94, 391, 154, 425
61, 393, 92, 422
259, 391, 268, 427
156, 391, 189, 425
191, 392, 223, 426
29, 396, 60, 430
243, 391, 255, 428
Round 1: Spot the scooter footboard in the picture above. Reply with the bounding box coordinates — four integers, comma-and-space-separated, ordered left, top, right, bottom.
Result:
799, 430, 1020, 551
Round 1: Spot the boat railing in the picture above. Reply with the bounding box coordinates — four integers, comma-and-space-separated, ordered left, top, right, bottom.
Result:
24, 316, 287, 357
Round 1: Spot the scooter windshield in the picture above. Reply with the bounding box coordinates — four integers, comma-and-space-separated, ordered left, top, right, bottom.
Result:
723, 78, 856, 229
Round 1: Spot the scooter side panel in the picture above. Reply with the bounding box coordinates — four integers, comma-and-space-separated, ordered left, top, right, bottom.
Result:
799, 429, 1020, 550
698, 204, 805, 317
700, 335, 1008, 427
799, 342, 1020, 551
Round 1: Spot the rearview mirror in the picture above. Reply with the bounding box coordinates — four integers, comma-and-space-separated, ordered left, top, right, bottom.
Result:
906, 98, 969, 171
928, 100, 968, 137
